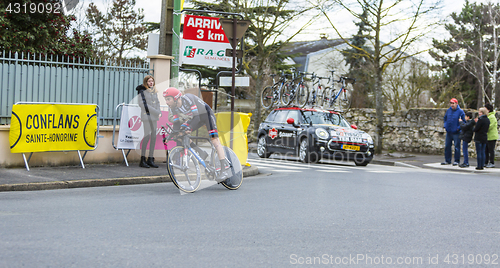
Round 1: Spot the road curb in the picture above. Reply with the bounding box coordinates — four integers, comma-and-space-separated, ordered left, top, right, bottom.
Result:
422, 164, 500, 174
0, 166, 259, 192
371, 159, 395, 166
243, 165, 260, 177
0, 176, 172, 192
372, 159, 420, 169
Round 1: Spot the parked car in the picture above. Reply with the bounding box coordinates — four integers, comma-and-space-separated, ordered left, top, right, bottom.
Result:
256, 107, 374, 166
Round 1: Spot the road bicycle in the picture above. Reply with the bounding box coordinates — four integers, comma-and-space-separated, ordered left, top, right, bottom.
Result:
281, 71, 309, 108
323, 71, 355, 111
162, 125, 243, 193
261, 72, 287, 110
307, 73, 329, 107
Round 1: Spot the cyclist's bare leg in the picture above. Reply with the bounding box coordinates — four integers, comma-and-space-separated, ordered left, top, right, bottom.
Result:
211, 136, 230, 182
211, 136, 226, 161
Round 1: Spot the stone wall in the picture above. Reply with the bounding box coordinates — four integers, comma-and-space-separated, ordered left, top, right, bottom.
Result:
343, 108, 500, 156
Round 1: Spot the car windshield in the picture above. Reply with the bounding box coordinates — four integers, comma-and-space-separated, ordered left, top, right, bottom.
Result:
302, 111, 350, 128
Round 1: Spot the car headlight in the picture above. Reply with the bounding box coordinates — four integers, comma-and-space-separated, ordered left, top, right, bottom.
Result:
315, 128, 329, 139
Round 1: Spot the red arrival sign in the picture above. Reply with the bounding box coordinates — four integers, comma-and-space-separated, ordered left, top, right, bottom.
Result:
183, 14, 229, 43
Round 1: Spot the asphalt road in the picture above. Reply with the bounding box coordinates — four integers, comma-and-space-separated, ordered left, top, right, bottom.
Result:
1, 154, 499, 267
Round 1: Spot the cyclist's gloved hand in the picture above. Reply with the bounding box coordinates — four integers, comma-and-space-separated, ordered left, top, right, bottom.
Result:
180, 125, 191, 133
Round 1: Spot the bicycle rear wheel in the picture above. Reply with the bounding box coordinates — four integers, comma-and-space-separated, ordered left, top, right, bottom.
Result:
281, 83, 293, 106
261, 86, 274, 109
322, 87, 333, 109
272, 85, 282, 107
220, 146, 243, 190
316, 85, 325, 107
167, 146, 201, 193
296, 83, 309, 108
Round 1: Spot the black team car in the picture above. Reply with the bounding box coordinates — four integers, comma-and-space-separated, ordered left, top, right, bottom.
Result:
257, 107, 374, 166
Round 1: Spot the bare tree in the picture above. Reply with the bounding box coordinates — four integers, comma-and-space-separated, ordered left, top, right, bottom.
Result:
384, 58, 430, 111
490, 3, 500, 106
317, 0, 441, 153
465, 2, 500, 108
86, 0, 147, 62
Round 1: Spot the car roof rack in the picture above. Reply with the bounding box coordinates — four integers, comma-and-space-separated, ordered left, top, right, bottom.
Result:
273, 105, 342, 114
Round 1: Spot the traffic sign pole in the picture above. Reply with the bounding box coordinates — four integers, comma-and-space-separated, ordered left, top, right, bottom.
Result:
171, 0, 182, 88
230, 18, 237, 149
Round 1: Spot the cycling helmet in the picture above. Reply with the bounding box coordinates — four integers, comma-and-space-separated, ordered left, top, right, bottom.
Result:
163, 87, 182, 101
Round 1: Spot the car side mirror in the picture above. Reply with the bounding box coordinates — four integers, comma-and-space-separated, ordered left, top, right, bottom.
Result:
287, 118, 300, 128
351, 124, 358, 129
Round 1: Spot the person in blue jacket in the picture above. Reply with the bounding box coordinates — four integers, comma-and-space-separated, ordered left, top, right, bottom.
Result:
442, 98, 466, 165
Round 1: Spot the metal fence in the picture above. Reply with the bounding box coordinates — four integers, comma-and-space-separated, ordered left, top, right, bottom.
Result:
0, 51, 152, 125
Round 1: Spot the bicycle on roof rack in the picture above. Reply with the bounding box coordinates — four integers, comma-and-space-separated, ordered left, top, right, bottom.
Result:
261, 71, 289, 110
307, 73, 329, 107
281, 71, 309, 108
162, 124, 243, 193
322, 70, 355, 112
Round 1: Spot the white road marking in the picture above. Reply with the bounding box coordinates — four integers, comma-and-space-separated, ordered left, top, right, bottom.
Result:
269, 170, 302, 173
248, 159, 350, 173
365, 170, 401, 173
248, 161, 307, 170
317, 169, 350, 173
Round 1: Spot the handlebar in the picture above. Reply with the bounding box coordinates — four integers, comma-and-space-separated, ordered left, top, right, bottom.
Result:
268, 70, 356, 85
338, 76, 356, 85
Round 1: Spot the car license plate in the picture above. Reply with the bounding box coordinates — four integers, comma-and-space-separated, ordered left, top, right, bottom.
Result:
342, 145, 360, 151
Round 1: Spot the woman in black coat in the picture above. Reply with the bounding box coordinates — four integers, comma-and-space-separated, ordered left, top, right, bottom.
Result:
136, 75, 162, 168
473, 107, 490, 170
458, 112, 475, 167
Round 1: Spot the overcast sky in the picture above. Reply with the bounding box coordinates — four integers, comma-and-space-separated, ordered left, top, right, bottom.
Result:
73, 0, 493, 61
76, 0, 487, 38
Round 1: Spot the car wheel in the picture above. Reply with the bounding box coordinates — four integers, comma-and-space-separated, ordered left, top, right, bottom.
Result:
354, 160, 370, 166
299, 138, 319, 163
257, 136, 271, 158
354, 154, 370, 166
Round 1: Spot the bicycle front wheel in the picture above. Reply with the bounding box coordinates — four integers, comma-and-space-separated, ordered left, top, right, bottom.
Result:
220, 146, 243, 190
296, 83, 309, 108
167, 146, 201, 193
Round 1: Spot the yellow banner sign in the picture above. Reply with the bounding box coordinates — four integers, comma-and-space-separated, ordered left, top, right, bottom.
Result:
9, 103, 97, 153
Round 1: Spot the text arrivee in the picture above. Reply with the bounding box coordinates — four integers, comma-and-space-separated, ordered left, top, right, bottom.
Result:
183, 15, 229, 43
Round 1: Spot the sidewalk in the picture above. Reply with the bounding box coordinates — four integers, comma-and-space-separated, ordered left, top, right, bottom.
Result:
372, 151, 500, 174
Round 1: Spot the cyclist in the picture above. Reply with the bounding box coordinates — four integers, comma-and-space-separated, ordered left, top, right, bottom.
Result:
163, 87, 229, 182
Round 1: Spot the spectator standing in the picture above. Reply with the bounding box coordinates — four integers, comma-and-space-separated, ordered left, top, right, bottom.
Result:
473, 107, 490, 170
136, 75, 161, 168
442, 98, 466, 166
458, 112, 475, 168
484, 103, 498, 168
